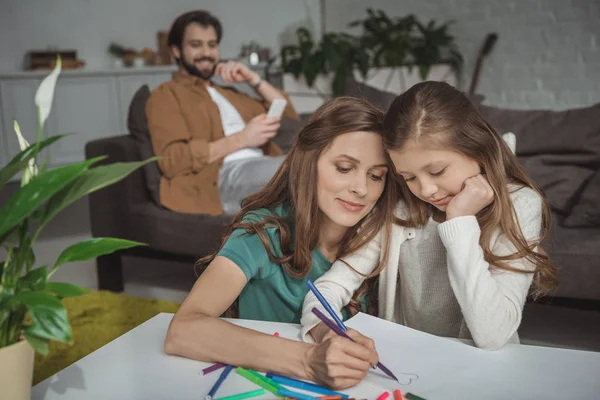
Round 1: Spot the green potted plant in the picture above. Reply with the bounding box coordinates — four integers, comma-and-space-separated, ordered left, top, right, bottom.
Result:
280, 8, 463, 100
350, 8, 463, 83
0, 58, 154, 399
280, 27, 369, 97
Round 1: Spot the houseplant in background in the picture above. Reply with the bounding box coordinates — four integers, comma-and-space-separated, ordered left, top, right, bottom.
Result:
0, 58, 154, 399
280, 27, 370, 97
280, 8, 463, 109
351, 8, 463, 85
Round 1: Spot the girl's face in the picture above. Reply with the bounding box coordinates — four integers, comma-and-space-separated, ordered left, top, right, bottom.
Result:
389, 139, 480, 212
316, 131, 388, 229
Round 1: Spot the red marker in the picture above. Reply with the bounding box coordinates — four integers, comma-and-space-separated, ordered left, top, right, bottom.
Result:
376, 392, 389, 400
394, 389, 403, 400
274, 332, 280, 337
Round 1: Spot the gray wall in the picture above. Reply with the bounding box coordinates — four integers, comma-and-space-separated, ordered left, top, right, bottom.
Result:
0, 0, 321, 71
325, 0, 600, 109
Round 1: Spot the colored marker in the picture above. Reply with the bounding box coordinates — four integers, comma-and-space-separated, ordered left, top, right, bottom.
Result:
376, 392, 389, 400
405, 393, 427, 400
206, 365, 234, 400
278, 387, 319, 400
202, 363, 226, 375
266, 373, 349, 398
311, 307, 399, 382
214, 389, 265, 400
394, 389, 403, 400
246, 369, 283, 390
236, 367, 282, 397
307, 280, 347, 331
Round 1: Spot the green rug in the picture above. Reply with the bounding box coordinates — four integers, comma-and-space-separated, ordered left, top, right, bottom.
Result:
33, 290, 180, 384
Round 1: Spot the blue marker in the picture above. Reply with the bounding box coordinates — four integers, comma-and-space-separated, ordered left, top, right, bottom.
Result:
267, 373, 349, 398
307, 280, 347, 331
206, 364, 234, 400
278, 387, 319, 400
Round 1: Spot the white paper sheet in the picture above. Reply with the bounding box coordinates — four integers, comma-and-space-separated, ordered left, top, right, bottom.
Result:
344, 312, 600, 400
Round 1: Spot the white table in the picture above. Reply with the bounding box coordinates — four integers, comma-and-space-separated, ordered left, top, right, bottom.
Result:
32, 313, 600, 400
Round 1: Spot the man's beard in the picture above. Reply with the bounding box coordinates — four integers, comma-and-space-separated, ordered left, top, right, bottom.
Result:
180, 56, 217, 80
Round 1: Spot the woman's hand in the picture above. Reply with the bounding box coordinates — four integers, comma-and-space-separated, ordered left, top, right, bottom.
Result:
304, 326, 379, 389
446, 174, 494, 220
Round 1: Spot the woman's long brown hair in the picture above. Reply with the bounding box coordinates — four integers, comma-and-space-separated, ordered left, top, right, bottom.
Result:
383, 81, 558, 299
198, 97, 398, 316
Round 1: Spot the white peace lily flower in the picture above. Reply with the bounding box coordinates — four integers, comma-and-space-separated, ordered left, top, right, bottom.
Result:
34, 56, 62, 129
13, 120, 39, 186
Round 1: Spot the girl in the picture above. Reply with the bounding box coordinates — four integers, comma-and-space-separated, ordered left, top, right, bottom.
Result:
301, 82, 558, 351
165, 97, 398, 389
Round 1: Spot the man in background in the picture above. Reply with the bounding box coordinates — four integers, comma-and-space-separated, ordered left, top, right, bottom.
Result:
147, 10, 298, 215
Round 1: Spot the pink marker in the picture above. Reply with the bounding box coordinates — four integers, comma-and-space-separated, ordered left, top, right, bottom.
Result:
376, 392, 390, 400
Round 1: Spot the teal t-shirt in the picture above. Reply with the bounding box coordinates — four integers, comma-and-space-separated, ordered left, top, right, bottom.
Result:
217, 204, 339, 324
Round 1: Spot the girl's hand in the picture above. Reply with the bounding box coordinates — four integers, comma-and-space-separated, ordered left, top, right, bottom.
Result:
304, 329, 379, 389
445, 174, 494, 220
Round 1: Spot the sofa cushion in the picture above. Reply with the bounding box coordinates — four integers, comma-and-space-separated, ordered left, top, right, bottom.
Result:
127, 85, 162, 205
478, 102, 600, 215
344, 78, 397, 111
563, 170, 600, 228
272, 118, 306, 152
518, 157, 595, 214
343, 77, 485, 111
478, 102, 600, 166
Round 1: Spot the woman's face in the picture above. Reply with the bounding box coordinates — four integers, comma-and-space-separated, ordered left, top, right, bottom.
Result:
316, 131, 389, 229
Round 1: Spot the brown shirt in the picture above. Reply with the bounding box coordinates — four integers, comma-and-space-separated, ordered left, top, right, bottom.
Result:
146, 72, 298, 215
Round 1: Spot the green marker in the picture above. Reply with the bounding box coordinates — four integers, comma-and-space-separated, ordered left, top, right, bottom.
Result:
213, 388, 265, 400
405, 393, 427, 400
246, 369, 283, 390
236, 367, 283, 397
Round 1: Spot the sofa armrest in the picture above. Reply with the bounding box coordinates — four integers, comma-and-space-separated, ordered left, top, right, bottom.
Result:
85, 135, 148, 239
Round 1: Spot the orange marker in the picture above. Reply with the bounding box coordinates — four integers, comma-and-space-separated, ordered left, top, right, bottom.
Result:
319, 397, 342, 400
376, 392, 389, 400
394, 389, 403, 400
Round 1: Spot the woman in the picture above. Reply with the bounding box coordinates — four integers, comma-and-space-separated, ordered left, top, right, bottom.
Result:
164, 97, 399, 389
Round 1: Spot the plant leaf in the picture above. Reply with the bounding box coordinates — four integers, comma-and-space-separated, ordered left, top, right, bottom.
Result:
44, 282, 89, 298
23, 329, 50, 355
0, 134, 66, 192
39, 158, 158, 231
52, 238, 144, 271
12, 291, 71, 343
0, 157, 103, 239
19, 266, 47, 291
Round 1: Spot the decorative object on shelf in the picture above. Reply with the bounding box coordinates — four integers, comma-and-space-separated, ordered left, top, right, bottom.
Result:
239, 41, 271, 66
280, 8, 463, 96
156, 31, 173, 65
24, 49, 85, 70
0, 57, 153, 400
108, 43, 157, 67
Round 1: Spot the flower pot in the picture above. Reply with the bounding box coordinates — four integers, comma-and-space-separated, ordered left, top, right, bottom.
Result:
0, 339, 34, 400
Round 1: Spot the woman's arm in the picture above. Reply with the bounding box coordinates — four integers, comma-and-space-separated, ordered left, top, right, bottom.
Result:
165, 256, 377, 389
301, 230, 384, 342
439, 189, 542, 350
